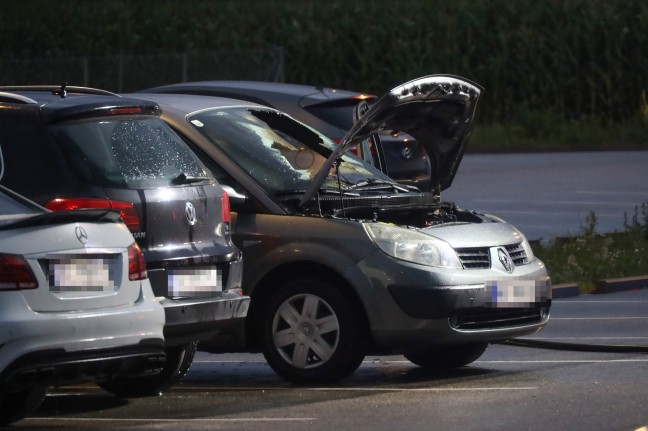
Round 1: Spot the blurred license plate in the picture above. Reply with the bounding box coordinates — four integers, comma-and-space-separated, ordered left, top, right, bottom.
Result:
48, 255, 117, 292
486, 280, 541, 307
168, 267, 222, 297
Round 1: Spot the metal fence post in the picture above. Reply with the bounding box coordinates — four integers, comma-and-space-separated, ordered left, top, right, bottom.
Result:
182, 53, 188, 82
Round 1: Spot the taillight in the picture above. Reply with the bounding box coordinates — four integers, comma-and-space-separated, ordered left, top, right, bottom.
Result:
45, 198, 141, 231
127, 242, 147, 281
109, 201, 141, 231
221, 191, 231, 223
0, 254, 38, 290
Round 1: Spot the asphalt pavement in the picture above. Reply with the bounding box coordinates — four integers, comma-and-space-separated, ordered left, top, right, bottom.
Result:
445, 151, 648, 242
16, 288, 648, 431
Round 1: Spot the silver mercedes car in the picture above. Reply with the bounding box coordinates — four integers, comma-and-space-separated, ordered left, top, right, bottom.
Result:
0, 185, 165, 425
131, 75, 552, 383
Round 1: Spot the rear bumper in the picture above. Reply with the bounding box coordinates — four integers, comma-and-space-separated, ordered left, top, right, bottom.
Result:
160, 293, 250, 347
0, 341, 165, 392
150, 254, 249, 347
0, 289, 166, 375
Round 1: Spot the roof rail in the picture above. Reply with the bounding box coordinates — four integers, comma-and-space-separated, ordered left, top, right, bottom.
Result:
0, 85, 120, 98
0, 91, 38, 104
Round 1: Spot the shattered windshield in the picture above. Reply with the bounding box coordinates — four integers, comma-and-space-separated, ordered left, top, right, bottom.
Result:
187, 108, 392, 196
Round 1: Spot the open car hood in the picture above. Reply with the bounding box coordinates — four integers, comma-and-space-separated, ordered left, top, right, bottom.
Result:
300, 75, 482, 207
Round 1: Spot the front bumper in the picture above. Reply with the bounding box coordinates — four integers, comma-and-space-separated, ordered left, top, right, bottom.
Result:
349, 249, 552, 351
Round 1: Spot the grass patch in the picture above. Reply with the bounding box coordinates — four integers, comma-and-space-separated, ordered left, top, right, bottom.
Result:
532, 203, 648, 293
470, 114, 648, 153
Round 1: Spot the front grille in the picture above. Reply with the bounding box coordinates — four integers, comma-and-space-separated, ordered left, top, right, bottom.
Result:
456, 242, 530, 269
505, 243, 529, 265
451, 307, 546, 330
456, 247, 490, 269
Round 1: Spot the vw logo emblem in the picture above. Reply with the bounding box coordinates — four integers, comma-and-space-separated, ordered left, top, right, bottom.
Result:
185, 202, 197, 226
75, 226, 88, 244
497, 248, 514, 273
401, 146, 413, 160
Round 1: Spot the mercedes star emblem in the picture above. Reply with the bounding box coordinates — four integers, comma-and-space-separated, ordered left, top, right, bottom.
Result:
75, 226, 88, 244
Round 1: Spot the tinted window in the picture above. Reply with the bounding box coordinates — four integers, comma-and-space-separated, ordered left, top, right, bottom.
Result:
303, 103, 357, 130
49, 117, 211, 189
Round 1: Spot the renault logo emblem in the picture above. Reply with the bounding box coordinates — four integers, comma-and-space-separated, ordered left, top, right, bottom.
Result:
497, 248, 514, 273
185, 202, 197, 226
75, 226, 88, 244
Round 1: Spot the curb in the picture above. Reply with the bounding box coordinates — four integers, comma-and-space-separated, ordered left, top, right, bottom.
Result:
594, 275, 648, 294
552, 283, 580, 298
552, 275, 648, 298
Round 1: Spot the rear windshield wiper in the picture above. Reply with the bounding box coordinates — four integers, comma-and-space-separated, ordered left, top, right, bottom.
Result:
171, 173, 211, 185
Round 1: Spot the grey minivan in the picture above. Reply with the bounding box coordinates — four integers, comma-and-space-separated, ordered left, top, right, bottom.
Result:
131, 75, 552, 383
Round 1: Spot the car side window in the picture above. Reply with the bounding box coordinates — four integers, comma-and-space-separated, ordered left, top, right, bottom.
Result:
177, 136, 268, 214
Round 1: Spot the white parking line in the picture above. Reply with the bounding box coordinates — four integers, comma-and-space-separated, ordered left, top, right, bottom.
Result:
177, 386, 537, 392
195, 359, 267, 363
378, 359, 648, 365
477, 359, 648, 364
473, 198, 644, 206
553, 301, 648, 304
530, 336, 648, 340
549, 317, 648, 320
28, 417, 316, 423
577, 190, 648, 197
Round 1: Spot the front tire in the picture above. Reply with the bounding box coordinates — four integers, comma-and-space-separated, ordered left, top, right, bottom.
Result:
261, 277, 366, 383
404, 342, 488, 369
97, 341, 197, 398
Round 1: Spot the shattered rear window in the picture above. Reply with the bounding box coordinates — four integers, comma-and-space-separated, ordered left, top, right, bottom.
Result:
49, 117, 211, 188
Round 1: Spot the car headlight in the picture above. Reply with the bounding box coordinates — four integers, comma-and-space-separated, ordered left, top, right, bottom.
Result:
364, 223, 462, 268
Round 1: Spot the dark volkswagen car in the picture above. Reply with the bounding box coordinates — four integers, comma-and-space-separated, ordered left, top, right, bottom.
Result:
140, 80, 432, 190
0, 85, 249, 396
131, 75, 552, 384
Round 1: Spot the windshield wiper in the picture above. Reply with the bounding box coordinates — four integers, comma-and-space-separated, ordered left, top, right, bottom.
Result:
274, 189, 307, 197
171, 173, 210, 185
349, 178, 413, 193
275, 188, 360, 197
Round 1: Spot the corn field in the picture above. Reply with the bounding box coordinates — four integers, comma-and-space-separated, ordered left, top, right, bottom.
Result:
1, 0, 647, 126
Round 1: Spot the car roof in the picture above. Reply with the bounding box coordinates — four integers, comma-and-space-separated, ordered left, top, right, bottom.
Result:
127, 92, 271, 114
0, 86, 161, 122
141, 81, 376, 105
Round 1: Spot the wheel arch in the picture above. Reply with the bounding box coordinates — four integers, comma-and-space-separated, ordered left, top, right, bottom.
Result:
245, 260, 372, 350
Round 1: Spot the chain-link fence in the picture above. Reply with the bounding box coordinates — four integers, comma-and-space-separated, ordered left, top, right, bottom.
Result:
0, 47, 285, 92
